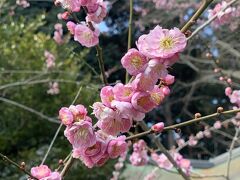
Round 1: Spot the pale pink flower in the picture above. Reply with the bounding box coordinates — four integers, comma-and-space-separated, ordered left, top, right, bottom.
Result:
92, 102, 106, 119
208, 1, 236, 27
150, 85, 165, 105
129, 151, 148, 166
121, 48, 148, 76
31, 165, 51, 179
96, 107, 132, 136
74, 24, 99, 47
144, 170, 157, 180
188, 135, 198, 146
111, 100, 145, 121
131, 91, 156, 113
114, 162, 124, 170
72, 131, 108, 168
44, 51, 56, 69
59, 107, 74, 125
156, 153, 173, 170
161, 86, 170, 96
176, 138, 185, 147
196, 131, 204, 139
137, 25, 187, 58
100, 86, 114, 107
86, 0, 107, 23
151, 122, 164, 133
66, 21, 76, 34
47, 82, 60, 95
229, 90, 240, 107
179, 159, 191, 175
107, 136, 128, 158
55, 0, 81, 12
203, 128, 211, 138
214, 121, 222, 129
64, 121, 96, 149
112, 83, 134, 102
133, 139, 147, 152
69, 104, 88, 121
53, 23, 64, 45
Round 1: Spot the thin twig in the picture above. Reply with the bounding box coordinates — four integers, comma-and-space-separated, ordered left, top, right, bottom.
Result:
226, 127, 240, 180
125, 0, 133, 83
60, 155, 74, 177
0, 152, 38, 180
0, 97, 59, 124
139, 122, 190, 180
181, 0, 214, 33
188, 0, 239, 40
40, 86, 82, 165
126, 109, 240, 141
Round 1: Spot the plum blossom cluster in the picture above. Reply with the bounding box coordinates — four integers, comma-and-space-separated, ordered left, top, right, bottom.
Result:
59, 104, 128, 168
151, 151, 191, 175
208, 1, 236, 27
47, 82, 60, 95
55, 0, 107, 47
129, 140, 149, 166
30, 165, 61, 180
110, 152, 127, 180
44, 51, 56, 69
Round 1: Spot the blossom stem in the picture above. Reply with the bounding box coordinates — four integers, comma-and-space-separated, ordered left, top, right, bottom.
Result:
181, 0, 214, 33
226, 127, 240, 180
0, 152, 38, 180
83, 7, 108, 85
188, 0, 239, 40
60, 155, 74, 177
126, 108, 240, 141
125, 0, 134, 83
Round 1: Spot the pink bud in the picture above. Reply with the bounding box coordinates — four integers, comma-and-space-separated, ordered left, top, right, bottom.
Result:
227, 78, 232, 84
225, 87, 232, 96
162, 86, 170, 96
66, 21, 76, 34
219, 76, 224, 81
151, 122, 164, 133
214, 121, 222, 129
163, 74, 175, 85
61, 11, 70, 20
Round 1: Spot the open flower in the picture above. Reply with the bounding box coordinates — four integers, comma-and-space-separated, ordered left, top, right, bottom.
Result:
64, 121, 96, 149
31, 165, 51, 179
100, 86, 114, 107
107, 136, 128, 158
121, 48, 148, 76
74, 24, 99, 47
137, 25, 187, 58
113, 83, 134, 102
59, 107, 74, 125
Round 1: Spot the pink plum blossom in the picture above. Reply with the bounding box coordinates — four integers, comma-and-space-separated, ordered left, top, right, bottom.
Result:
86, 0, 107, 23
112, 83, 134, 102
64, 121, 96, 149
152, 153, 173, 170
137, 25, 187, 58
188, 135, 198, 146
229, 90, 240, 107
44, 51, 56, 69
196, 131, 204, 139
129, 151, 148, 166
66, 21, 76, 34
31, 165, 51, 179
42, 172, 61, 180
214, 121, 222, 129
100, 86, 114, 107
131, 91, 157, 113
225, 87, 232, 96
151, 122, 164, 133
72, 131, 108, 168
208, 1, 236, 27
47, 82, 60, 95
53, 23, 64, 45
16, 0, 30, 8
162, 74, 175, 85
179, 159, 191, 175
69, 104, 88, 121
59, 107, 74, 125
74, 24, 99, 47
107, 136, 128, 158
121, 48, 148, 76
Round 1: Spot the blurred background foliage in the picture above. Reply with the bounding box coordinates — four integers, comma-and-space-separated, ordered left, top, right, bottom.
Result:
0, 0, 240, 179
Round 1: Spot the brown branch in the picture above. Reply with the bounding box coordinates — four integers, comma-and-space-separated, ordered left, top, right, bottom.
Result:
181, 0, 214, 33
126, 109, 240, 141
60, 155, 74, 178
0, 152, 38, 180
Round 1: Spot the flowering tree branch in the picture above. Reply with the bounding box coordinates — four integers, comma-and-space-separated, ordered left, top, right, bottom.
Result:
188, 0, 239, 40
138, 121, 190, 180
181, 0, 214, 33
0, 152, 38, 180
126, 108, 240, 141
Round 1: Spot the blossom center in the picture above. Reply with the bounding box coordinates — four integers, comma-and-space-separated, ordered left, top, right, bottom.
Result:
131, 56, 142, 68
160, 37, 174, 49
